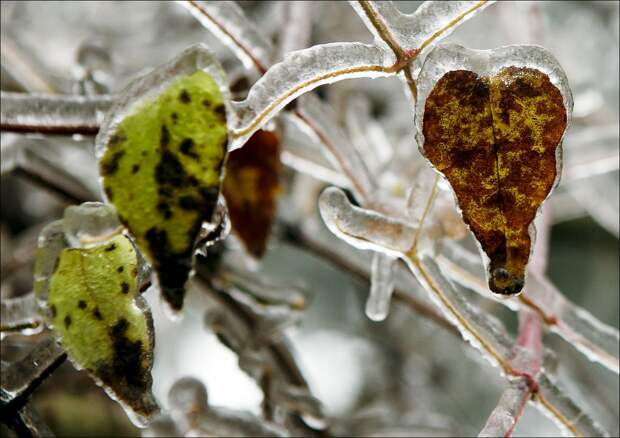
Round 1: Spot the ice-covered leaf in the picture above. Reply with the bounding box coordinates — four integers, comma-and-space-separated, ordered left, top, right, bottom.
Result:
350, 1, 494, 57
32, 203, 158, 426
222, 129, 282, 258
96, 45, 231, 312
416, 44, 572, 296
43, 233, 157, 426
180, 0, 274, 74
231, 42, 393, 150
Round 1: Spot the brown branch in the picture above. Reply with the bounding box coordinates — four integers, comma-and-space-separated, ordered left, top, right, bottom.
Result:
0, 123, 100, 136
185, 0, 268, 74
358, 1, 405, 59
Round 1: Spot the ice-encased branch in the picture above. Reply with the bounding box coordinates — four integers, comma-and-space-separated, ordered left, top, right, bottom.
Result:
230, 42, 394, 150
1, 337, 66, 401
350, 1, 495, 59
277, 1, 313, 59
438, 244, 620, 374
479, 378, 531, 437
293, 94, 378, 201
318, 186, 608, 436
179, 0, 274, 74
0, 92, 112, 135
0, 293, 41, 333
195, 265, 328, 436
480, 310, 543, 437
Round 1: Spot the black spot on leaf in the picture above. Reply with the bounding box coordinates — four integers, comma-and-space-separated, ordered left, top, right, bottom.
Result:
178, 195, 199, 210
180, 138, 198, 158
179, 90, 191, 103
101, 150, 126, 176
93, 308, 103, 320
160, 125, 170, 148
214, 104, 226, 121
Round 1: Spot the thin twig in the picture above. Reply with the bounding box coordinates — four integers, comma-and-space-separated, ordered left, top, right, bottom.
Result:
195, 267, 329, 437
278, 222, 458, 336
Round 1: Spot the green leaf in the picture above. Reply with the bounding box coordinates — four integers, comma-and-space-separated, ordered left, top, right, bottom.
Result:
47, 233, 158, 424
100, 70, 228, 311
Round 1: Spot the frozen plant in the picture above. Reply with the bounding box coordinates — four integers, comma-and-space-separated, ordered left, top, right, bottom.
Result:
1, 1, 618, 437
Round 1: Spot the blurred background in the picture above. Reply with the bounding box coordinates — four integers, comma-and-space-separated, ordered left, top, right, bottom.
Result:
1, 1, 618, 436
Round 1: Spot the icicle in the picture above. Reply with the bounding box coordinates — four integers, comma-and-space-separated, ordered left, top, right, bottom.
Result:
366, 252, 396, 321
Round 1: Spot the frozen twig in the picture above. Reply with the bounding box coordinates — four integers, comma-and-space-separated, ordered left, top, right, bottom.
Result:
180, 0, 274, 74
479, 378, 532, 438
319, 186, 607, 436
0, 92, 112, 135
277, 1, 313, 59
480, 310, 543, 437
195, 265, 329, 437
0, 293, 41, 333
1, 337, 67, 408
438, 247, 620, 374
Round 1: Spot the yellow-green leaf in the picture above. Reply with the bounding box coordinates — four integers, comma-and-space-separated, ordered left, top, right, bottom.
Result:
47, 234, 158, 422
100, 70, 228, 311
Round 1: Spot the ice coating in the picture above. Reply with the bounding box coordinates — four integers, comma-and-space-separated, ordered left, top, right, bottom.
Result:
350, 1, 494, 56
318, 186, 416, 258
534, 374, 607, 437
62, 202, 122, 247
0, 293, 42, 334
231, 42, 393, 150
479, 379, 530, 437
366, 252, 397, 321
168, 376, 209, 414
439, 243, 620, 374
416, 44, 573, 296
33, 221, 68, 304
179, 0, 274, 74
0, 91, 112, 134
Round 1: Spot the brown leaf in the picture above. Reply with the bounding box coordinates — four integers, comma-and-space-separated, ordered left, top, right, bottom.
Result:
422, 67, 567, 295
222, 130, 282, 258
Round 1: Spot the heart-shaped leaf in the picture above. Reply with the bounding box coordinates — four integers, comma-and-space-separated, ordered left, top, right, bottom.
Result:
416, 44, 572, 295
222, 129, 281, 258
96, 45, 231, 311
